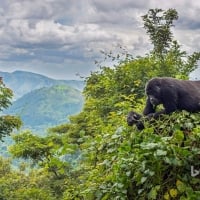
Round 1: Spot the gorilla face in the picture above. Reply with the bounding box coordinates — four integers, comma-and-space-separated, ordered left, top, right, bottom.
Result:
148, 94, 160, 106
146, 84, 161, 106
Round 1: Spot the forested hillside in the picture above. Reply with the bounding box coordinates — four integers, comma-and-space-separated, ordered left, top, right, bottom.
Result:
4, 84, 83, 128
0, 8, 200, 200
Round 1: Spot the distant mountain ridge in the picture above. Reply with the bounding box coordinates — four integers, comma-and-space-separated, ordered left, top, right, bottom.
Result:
0, 70, 85, 100
0, 70, 85, 132
5, 84, 83, 130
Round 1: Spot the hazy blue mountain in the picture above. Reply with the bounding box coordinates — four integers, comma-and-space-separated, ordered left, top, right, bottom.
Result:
4, 84, 84, 132
0, 70, 85, 100
0, 71, 84, 158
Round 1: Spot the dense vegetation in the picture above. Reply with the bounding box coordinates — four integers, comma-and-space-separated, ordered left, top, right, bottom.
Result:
1, 8, 200, 200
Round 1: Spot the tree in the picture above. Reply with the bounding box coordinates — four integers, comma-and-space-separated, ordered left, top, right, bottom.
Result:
142, 8, 200, 77
0, 78, 22, 140
142, 9, 178, 57
10, 130, 77, 198
0, 157, 56, 200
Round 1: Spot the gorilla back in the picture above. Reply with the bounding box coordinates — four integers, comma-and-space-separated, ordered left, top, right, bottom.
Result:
144, 77, 200, 117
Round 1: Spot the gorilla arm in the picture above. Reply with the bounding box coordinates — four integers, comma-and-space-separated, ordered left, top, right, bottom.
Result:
127, 83, 179, 129
143, 98, 156, 115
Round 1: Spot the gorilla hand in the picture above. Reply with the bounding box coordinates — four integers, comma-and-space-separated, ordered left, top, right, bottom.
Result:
127, 111, 144, 130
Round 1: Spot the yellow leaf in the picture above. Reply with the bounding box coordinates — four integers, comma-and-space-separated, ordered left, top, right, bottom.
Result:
176, 180, 182, 186
169, 188, 178, 198
164, 192, 170, 200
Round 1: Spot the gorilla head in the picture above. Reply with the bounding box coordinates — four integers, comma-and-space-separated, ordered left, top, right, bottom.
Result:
145, 79, 162, 106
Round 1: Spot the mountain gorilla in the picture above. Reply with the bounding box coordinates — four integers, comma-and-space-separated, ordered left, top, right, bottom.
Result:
127, 77, 200, 130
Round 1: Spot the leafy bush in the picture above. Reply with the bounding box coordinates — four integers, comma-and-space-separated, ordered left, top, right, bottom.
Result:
66, 111, 200, 200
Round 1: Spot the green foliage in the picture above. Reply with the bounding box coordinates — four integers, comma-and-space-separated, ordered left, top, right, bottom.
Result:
0, 78, 13, 110
0, 78, 22, 140
65, 112, 200, 200
10, 131, 70, 177
0, 115, 22, 140
124, 112, 200, 199
0, 157, 56, 200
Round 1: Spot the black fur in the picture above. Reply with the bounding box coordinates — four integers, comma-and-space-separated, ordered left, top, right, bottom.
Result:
144, 77, 200, 116
127, 111, 144, 130
127, 77, 200, 128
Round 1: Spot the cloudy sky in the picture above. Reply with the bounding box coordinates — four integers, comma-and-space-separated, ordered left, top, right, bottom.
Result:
0, 0, 199, 80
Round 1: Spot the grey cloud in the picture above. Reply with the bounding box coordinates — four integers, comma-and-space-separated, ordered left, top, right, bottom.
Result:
177, 10, 200, 30
0, 19, 118, 62
4, 0, 77, 20
91, 0, 150, 12
0, 0, 199, 80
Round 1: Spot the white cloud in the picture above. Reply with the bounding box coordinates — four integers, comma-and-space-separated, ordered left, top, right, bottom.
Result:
0, 0, 199, 79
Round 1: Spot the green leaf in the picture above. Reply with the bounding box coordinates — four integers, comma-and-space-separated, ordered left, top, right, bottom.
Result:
155, 149, 167, 156
172, 130, 184, 143
148, 185, 160, 200
176, 180, 186, 193
141, 177, 147, 184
